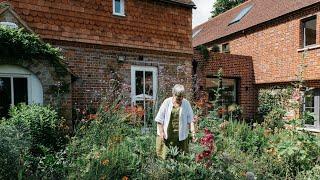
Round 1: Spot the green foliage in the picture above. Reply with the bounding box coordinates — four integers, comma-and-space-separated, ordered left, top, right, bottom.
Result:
297, 165, 320, 180
274, 130, 320, 176
263, 107, 286, 132
196, 45, 209, 60
0, 124, 30, 179
0, 26, 68, 75
258, 88, 293, 117
2, 104, 68, 179
211, 0, 245, 18
7, 104, 66, 153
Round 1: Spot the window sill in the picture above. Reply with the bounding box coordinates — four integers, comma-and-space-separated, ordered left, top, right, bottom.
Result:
298, 127, 320, 133
113, 13, 126, 17
297, 44, 320, 52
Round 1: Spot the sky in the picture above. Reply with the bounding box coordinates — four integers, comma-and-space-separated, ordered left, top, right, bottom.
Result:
192, 0, 215, 28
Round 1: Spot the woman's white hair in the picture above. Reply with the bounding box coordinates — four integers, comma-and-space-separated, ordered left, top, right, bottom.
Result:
172, 84, 185, 96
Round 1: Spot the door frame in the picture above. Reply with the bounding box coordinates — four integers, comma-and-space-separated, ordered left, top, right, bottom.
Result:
130, 65, 158, 105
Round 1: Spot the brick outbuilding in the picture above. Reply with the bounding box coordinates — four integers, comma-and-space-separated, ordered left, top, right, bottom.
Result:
193, 0, 320, 127
0, 0, 195, 126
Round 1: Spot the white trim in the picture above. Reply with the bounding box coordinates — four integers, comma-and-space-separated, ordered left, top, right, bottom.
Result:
303, 89, 320, 129
131, 65, 158, 105
113, 0, 125, 16
0, 65, 43, 107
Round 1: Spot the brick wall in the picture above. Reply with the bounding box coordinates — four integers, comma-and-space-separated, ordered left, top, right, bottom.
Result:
194, 50, 257, 119
2, 0, 193, 54
48, 40, 193, 114
206, 4, 320, 85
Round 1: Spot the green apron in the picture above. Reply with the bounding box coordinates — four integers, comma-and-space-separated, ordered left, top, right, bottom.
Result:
156, 106, 189, 159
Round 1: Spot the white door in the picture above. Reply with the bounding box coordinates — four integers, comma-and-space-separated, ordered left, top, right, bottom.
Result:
131, 66, 157, 128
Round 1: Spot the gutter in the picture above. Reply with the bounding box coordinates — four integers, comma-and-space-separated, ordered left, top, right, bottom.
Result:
159, 0, 196, 9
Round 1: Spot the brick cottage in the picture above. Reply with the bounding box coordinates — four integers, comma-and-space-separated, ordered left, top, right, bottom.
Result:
193, 0, 320, 128
0, 0, 195, 124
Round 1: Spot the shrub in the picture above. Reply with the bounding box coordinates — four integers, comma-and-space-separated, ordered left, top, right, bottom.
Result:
4, 104, 68, 179
0, 124, 30, 179
297, 165, 320, 180
7, 104, 67, 153
263, 107, 286, 132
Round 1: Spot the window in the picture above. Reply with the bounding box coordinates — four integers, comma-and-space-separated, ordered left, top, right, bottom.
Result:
0, 65, 43, 118
192, 28, 202, 38
229, 5, 253, 25
302, 16, 317, 47
206, 77, 238, 107
303, 89, 320, 129
222, 43, 230, 53
131, 66, 157, 127
113, 0, 125, 16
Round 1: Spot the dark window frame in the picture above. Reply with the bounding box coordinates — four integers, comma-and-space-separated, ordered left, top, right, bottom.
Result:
205, 75, 240, 105
301, 16, 317, 47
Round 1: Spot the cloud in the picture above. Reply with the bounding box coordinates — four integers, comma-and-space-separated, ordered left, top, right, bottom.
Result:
192, 0, 216, 28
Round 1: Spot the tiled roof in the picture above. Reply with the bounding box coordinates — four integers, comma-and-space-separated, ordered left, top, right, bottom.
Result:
193, 0, 320, 47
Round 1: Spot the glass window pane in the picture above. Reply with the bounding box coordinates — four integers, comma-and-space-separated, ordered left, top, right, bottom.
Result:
145, 71, 153, 97
304, 90, 314, 108
115, 0, 121, 13
206, 78, 237, 106
304, 18, 316, 46
13, 78, 28, 105
135, 71, 143, 96
0, 77, 11, 118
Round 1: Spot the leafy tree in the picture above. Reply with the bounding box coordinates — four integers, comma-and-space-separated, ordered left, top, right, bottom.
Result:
211, 0, 245, 17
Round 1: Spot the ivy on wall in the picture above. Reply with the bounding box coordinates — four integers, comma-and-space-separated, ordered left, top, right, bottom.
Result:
0, 26, 69, 76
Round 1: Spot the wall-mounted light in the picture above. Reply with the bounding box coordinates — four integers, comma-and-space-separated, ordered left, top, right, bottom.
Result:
117, 55, 126, 63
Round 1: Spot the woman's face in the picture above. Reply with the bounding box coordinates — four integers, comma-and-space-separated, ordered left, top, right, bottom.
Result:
173, 94, 184, 105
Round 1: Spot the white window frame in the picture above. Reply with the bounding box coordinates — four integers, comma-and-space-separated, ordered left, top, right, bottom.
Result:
113, 0, 125, 16
303, 89, 320, 129
0, 73, 31, 106
131, 66, 157, 105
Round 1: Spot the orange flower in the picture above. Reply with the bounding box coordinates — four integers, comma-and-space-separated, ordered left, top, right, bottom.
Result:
101, 159, 109, 166
88, 114, 97, 120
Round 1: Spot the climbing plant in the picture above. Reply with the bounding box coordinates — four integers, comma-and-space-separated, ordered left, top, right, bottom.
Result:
0, 26, 69, 75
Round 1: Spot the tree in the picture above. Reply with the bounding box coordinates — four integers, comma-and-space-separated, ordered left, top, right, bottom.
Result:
211, 0, 245, 18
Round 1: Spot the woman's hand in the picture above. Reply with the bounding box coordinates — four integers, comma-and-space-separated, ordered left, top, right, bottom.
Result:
159, 131, 164, 140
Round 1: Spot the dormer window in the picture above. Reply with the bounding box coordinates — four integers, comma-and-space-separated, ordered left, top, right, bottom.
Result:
113, 0, 125, 16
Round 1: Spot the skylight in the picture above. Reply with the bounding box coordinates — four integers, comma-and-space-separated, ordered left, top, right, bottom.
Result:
192, 28, 202, 38
229, 4, 253, 25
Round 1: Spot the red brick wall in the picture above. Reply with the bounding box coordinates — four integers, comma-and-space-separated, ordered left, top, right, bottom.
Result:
48, 40, 193, 113
194, 50, 257, 119
206, 4, 320, 85
2, 0, 192, 54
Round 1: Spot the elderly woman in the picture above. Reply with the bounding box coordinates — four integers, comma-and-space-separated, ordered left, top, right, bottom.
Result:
155, 84, 196, 159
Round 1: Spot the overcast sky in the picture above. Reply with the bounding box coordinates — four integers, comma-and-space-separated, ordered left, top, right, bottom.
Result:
192, 0, 215, 28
